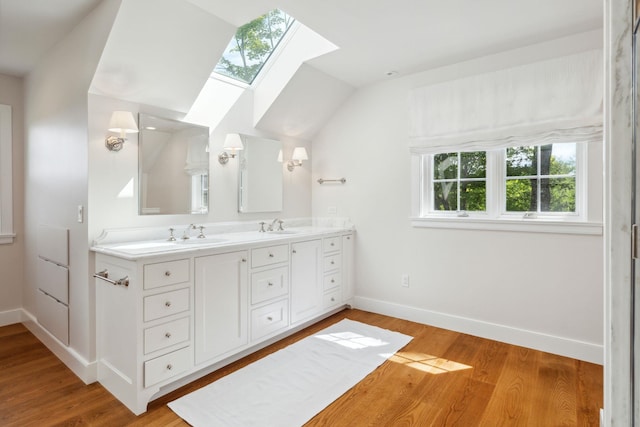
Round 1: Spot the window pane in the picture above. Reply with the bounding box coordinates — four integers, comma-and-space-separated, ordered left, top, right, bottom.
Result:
549, 143, 576, 176
461, 151, 486, 179
541, 178, 575, 212
460, 181, 486, 211
506, 179, 537, 211
434, 182, 457, 211
214, 9, 295, 84
506, 146, 537, 177
433, 153, 458, 180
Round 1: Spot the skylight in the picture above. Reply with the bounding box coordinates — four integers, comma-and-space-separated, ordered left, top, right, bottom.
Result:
214, 9, 295, 85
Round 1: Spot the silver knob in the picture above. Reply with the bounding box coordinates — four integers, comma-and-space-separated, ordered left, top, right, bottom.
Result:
166, 364, 173, 370
268, 282, 273, 287
292, 249, 297, 254
331, 279, 335, 283
331, 261, 335, 265
165, 301, 172, 307
331, 242, 335, 246
165, 332, 171, 338
268, 253, 274, 258
165, 271, 171, 277
267, 316, 273, 321
242, 258, 247, 263
331, 297, 335, 302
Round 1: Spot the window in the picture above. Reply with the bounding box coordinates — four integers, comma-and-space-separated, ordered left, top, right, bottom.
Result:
0, 104, 13, 244
432, 151, 486, 213
214, 9, 295, 85
415, 142, 596, 233
505, 144, 576, 214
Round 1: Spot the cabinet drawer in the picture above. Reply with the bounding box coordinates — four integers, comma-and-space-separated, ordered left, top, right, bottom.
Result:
323, 236, 341, 253
251, 299, 289, 341
323, 254, 341, 272
144, 259, 190, 290
251, 244, 288, 268
323, 272, 341, 291
251, 266, 288, 305
144, 346, 190, 387
144, 288, 190, 322
323, 289, 342, 310
144, 317, 190, 355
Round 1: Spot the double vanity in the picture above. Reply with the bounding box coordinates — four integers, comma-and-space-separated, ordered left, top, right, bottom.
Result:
91, 220, 354, 414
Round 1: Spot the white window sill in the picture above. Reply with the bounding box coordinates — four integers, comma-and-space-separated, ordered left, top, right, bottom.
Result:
0, 233, 15, 244
410, 217, 602, 235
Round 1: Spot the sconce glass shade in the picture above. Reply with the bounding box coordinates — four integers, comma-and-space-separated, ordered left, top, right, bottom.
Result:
108, 111, 139, 137
291, 147, 308, 161
223, 133, 244, 151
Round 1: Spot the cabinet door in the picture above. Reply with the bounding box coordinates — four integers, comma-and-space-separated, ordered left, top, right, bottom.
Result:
342, 234, 355, 303
194, 251, 248, 365
290, 239, 322, 324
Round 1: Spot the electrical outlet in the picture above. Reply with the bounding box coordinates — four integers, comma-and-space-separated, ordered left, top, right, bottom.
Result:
401, 274, 409, 287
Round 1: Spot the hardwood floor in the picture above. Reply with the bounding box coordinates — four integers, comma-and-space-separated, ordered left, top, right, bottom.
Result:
0, 309, 602, 426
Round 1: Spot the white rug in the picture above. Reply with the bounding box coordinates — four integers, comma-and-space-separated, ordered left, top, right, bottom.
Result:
168, 319, 413, 427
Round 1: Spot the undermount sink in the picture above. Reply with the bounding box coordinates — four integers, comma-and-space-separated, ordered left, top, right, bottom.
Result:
177, 237, 228, 245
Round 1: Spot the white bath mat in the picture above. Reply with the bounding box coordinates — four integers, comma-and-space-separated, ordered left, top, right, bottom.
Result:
168, 319, 413, 427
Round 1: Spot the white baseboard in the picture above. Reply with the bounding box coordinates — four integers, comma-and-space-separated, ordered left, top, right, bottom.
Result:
20, 309, 98, 384
353, 296, 603, 364
0, 308, 27, 326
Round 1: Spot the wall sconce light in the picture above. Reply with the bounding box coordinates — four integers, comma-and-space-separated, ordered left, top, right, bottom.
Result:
218, 133, 244, 165
287, 147, 308, 171
105, 111, 138, 151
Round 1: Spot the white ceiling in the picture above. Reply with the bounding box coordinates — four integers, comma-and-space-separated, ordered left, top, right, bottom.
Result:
0, 0, 603, 87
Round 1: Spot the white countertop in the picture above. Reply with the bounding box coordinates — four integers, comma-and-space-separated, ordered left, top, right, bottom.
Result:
91, 225, 354, 260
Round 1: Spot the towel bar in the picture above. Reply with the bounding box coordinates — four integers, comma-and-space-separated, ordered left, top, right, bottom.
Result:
317, 178, 346, 184
94, 269, 129, 287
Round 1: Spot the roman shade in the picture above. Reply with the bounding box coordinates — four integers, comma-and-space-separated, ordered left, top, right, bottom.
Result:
408, 49, 603, 154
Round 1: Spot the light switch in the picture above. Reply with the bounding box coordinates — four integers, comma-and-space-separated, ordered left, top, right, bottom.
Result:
77, 205, 84, 223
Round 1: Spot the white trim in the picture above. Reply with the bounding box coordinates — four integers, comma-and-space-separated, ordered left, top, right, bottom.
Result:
410, 217, 602, 235
0, 308, 26, 326
353, 296, 603, 364
21, 309, 97, 384
0, 104, 13, 244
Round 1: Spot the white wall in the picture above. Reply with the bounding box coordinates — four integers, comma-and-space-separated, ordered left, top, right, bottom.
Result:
23, 0, 121, 371
0, 73, 24, 323
311, 30, 604, 363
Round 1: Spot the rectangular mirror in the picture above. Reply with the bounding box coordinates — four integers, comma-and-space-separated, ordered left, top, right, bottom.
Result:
238, 135, 283, 213
139, 114, 210, 215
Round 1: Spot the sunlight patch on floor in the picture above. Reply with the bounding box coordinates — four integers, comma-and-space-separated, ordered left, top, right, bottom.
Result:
389, 351, 472, 374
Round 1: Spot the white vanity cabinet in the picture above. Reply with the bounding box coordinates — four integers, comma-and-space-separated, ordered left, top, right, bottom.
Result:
194, 251, 248, 365
95, 253, 194, 415
93, 227, 354, 415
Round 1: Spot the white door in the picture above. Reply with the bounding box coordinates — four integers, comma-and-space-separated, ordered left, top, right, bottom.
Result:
290, 239, 322, 324
194, 251, 248, 365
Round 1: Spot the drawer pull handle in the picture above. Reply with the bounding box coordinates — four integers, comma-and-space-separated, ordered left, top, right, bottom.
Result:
331, 279, 335, 283
268, 253, 274, 258
165, 271, 171, 277
242, 258, 247, 263
331, 242, 335, 246
165, 332, 172, 338
165, 301, 172, 307
267, 316, 273, 321
166, 364, 173, 370
93, 270, 129, 287
292, 249, 297, 254
331, 261, 335, 265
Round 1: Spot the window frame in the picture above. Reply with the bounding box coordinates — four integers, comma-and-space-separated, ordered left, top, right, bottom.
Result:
0, 104, 14, 244
412, 142, 600, 235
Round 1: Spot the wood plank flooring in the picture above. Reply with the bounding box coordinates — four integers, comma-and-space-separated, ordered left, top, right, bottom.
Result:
0, 309, 602, 426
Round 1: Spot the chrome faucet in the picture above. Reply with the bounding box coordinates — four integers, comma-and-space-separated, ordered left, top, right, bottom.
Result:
268, 218, 284, 231
182, 224, 196, 240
